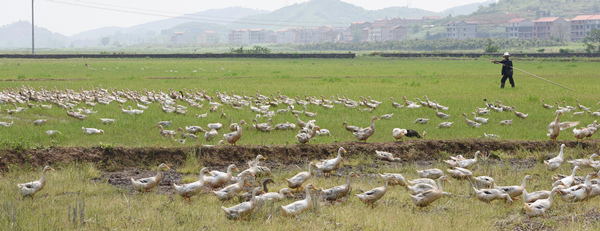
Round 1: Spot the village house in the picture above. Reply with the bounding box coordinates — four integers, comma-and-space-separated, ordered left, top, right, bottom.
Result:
446, 21, 478, 39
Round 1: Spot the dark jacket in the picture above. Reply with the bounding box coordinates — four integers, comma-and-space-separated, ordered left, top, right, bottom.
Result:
499, 59, 513, 76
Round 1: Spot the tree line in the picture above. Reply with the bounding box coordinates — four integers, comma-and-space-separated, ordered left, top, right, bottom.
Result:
295, 38, 566, 52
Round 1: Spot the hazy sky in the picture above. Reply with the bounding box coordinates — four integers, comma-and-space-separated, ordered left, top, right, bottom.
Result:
2, 0, 487, 36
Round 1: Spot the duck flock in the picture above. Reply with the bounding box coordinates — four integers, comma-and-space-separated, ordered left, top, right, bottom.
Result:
1, 85, 599, 145
15, 143, 600, 220
4, 85, 600, 221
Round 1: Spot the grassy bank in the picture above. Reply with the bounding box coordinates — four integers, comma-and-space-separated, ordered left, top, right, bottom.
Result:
2, 150, 600, 230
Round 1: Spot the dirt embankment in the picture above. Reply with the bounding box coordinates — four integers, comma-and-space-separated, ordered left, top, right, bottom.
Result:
1, 140, 599, 172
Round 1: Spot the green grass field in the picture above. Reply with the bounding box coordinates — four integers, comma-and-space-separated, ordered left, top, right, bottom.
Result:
0, 57, 598, 148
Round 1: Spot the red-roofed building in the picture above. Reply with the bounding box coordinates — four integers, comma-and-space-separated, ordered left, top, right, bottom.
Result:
346, 22, 372, 42
367, 18, 408, 42
532, 17, 570, 41
571, 15, 600, 41
506, 18, 534, 39
446, 21, 478, 39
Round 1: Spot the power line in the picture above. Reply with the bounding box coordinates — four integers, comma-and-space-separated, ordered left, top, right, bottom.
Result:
75, 0, 345, 25
48, 0, 349, 28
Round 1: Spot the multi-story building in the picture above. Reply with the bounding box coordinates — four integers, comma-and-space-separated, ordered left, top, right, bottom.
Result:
198, 31, 217, 44
532, 17, 571, 41
506, 18, 534, 39
446, 21, 478, 39
228, 29, 274, 44
276, 27, 338, 44
571, 15, 600, 41
171, 32, 192, 44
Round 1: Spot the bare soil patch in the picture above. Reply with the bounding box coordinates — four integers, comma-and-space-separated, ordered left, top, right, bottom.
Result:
1, 140, 598, 172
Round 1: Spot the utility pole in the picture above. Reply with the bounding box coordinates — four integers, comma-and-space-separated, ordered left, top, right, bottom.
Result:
32, 0, 35, 55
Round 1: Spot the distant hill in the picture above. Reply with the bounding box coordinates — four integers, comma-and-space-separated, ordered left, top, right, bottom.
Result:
441, 0, 495, 17
230, 0, 440, 30
0, 21, 68, 49
70, 7, 268, 41
3, 0, 596, 49
470, 0, 600, 20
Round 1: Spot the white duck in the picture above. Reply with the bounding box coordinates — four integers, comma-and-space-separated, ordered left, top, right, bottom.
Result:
547, 111, 579, 141
544, 144, 566, 171
356, 175, 397, 209
222, 187, 263, 220
204, 164, 239, 189
237, 155, 267, 180
379, 173, 408, 187
280, 184, 318, 217
471, 112, 488, 124
204, 128, 219, 142
131, 163, 170, 192
286, 162, 316, 191
417, 169, 444, 179
17, 166, 55, 199
495, 175, 534, 199
392, 128, 408, 141
82, 127, 104, 135
353, 116, 379, 142
471, 175, 495, 189
437, 122, 453, 128
320, 172, 359, 204
375, 150, 401, 162
213, 171, 253, 201
207, 122, 223, 130
524, 187, 562, 217
446, 167, 474, 180
257, 188, 294, 202
100, 118, 115, 124
522, 188, 552, 203
568, 154, 598, 169
173, 167, 210, 200
553, 166, 582, 187
435, 108, 450, 119
45, 130, 62, 136
315, 147, 346, 176
473, 187, 512, 204
573, 127, 591, 142
557, 173, 598, 202
410, 175, 451, 207
461, 113, 481, 128
444, 151, 482, 169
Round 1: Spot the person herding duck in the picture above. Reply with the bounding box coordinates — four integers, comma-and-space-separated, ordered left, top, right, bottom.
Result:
492, 52, 514, 89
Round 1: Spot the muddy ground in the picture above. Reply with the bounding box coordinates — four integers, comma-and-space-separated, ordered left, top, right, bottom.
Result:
2, 139, 598, 172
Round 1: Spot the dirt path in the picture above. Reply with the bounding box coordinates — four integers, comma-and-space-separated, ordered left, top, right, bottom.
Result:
1, 139, 599, 172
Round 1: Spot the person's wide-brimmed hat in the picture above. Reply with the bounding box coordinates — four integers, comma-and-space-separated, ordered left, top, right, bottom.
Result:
503, 52, 510, 56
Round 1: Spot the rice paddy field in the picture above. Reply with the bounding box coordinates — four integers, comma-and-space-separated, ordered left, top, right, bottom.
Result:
0, 56, 598, 147
1, 56, 600, 230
